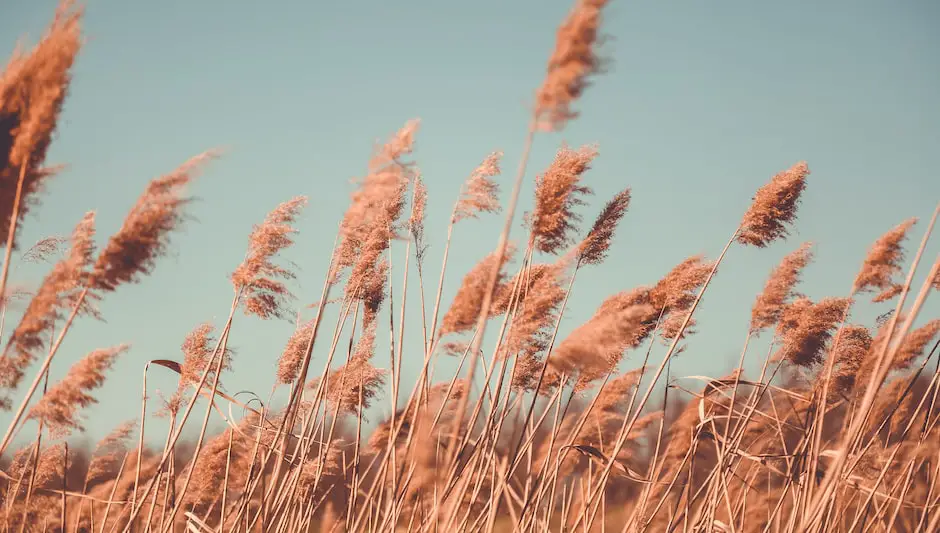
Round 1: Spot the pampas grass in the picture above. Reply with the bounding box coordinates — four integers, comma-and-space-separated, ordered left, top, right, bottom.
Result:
1, 2, 939, 533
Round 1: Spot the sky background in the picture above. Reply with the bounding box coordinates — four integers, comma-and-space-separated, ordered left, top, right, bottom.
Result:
1, 0, 938, 451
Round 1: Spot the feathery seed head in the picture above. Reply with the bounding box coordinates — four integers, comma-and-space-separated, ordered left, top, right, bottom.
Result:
553, 302, 657, 390
359, 258, 390, 330
333, 120, 419, 281
0, 1, 82, 248
27, 344, 128, 437
530, 144, 597, 254
12, 443, 72, 491
737, 162, 809, 248
510, 351, 544, 393
650, 255, 714, 341
0, 211, 95, 404
595, 366, 647, 412
751, 242, 814, 332
92, 151, 217, 292
831, 324, 873, 397
773, 297, 849, 367
345, 214, 393, 328
186, 428, 249, 511
231, 196, 307, 319
163, 322, 232, 414
440, 244, 516, 337
317, 324, 387, 413
85, 419, 135, 486
453, 151, 503, 223
409, 175, 428, 262
179, 322, 232, 387
496, 261, 570, 360
535, 0, 611, 131
853, 218, 917, 302
578, 187, 630, 266
277, 320, 314, 385
296, 445, 345, 499
892, 320, 940, 371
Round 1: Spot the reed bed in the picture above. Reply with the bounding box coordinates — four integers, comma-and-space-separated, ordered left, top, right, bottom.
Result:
1, 1, 939, 532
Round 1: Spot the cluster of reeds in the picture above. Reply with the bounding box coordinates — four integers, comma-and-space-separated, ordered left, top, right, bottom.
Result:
1, 1, 939, 532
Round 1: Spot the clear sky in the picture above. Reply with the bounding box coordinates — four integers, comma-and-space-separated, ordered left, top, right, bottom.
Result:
2, 0, 938, 449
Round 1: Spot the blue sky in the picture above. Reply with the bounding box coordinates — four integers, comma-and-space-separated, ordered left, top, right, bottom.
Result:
1, 0, 938, 449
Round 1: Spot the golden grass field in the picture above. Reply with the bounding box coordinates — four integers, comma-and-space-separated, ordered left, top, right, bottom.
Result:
1, 1, 939, 531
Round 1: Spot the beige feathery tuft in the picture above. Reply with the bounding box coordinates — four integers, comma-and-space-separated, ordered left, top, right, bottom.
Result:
852, 218, 917, 302
319, 323, 387, 413
535, 0, 611, 131
530, 144, 597, 254
453, 151, 503, 223
891, 319, 940, 371
276, 319, 314, 385
440, 244, 516, 337
0, 211, 94, 405
8, 442, 38, 482
0, 0, 82, 248
296, 442, 344, 499
595, 365, 647, 412
773, 297, 850, 368
552, 301, 657, 390
510, 351, 544, 393
92, 152, 218, 292
333, 120, 419, 280
27, 344, 128, 437
751, 242, 814, 332
593, 286, 658, 335
737, 162, 809, 248
185, 427, 249, 512
578, 187, 630, 266
649, 255, 715, 341
85, 419, 135, 487
231, 196, 307, 319
345, 216, 392, 329
358, 257, 390, 330
334, 121, 419, 332
164, 323, 233, 414
10, 442, 71, 491
179, 322, 232, 387
409, 175, 428, 263
495, 261, 570, 360
830, 324, 873, 397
